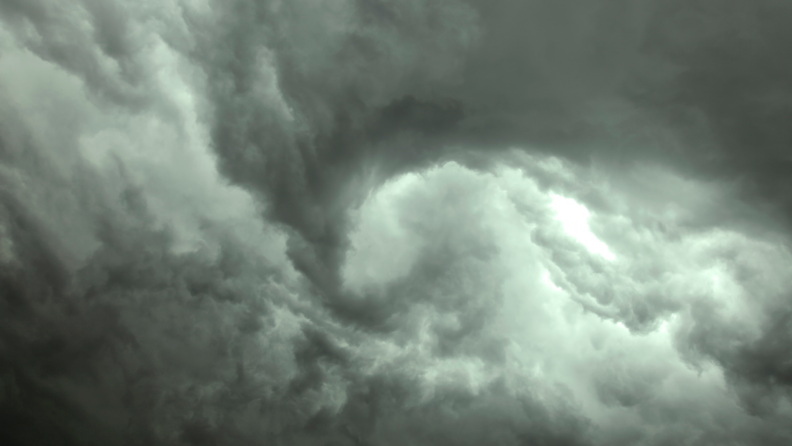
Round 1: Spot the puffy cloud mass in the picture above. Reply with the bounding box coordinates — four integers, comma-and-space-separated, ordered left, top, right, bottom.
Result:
1, 0, 792, 445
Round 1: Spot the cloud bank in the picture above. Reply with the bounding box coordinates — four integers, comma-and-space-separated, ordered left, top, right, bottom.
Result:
1, 0, 792, 445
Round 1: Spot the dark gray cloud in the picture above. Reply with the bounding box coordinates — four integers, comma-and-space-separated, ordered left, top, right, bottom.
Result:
2, 0, 792, 445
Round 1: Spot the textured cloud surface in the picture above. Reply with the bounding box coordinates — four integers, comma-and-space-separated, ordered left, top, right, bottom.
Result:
2, 1, 792, 445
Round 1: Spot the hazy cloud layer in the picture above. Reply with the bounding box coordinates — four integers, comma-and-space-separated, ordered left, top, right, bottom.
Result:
1, 0, 792, 445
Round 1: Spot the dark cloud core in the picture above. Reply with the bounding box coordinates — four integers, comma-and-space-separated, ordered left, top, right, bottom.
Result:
2, 1, 792, 445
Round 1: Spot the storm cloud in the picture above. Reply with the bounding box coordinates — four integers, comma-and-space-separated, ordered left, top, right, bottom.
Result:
1, 0, 792, 445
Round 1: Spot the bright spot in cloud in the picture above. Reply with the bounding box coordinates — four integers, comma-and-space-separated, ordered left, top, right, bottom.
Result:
549, 193, 615, 260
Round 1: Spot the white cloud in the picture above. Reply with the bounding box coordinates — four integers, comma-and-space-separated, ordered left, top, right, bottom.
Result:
339, 156, 792, 440
3, 1, 791, 443
549, 192, 616, 260
0, 27, 291, 269
342, 172, 425, 293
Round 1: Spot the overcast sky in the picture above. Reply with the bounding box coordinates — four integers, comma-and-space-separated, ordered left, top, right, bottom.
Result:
1, 0, 792, 445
